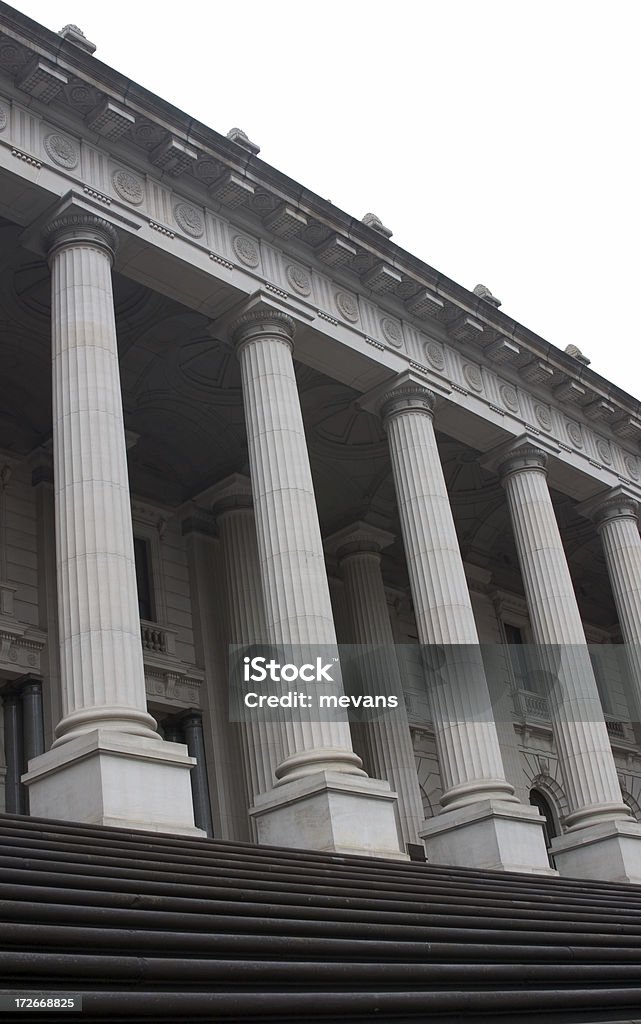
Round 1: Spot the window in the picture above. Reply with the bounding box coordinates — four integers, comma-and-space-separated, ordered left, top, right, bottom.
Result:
504, 623, 530, 688
133, 536, 154, 621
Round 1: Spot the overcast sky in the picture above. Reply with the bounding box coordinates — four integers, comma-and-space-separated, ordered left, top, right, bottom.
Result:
8, 0, 641, 397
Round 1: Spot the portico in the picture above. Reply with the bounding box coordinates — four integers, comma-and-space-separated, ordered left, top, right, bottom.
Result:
1, 5, 641, 881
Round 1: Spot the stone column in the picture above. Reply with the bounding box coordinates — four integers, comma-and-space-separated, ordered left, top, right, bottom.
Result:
325, 522, 425, 847
209, 473, 282, 807
231, 304, 403, 858
378, 377, 551, 873
581, 488, 641, 733
489, 438, 641, 882
2, 691, 24, 814
22, 209, 200, 835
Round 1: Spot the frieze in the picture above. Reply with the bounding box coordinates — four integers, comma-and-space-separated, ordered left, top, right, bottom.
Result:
4, 82, 641, 488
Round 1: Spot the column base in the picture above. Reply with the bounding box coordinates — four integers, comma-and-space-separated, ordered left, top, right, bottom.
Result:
550, 819, 641, 883
249, 770, 407, 859
419, 800, 556, 875
22, 729, 205, 837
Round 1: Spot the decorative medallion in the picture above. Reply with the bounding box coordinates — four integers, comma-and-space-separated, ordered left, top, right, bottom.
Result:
286, 264, 312, 296
424, 340, 445, 370
334, 291, 359, 322
534, 402, 553, 431
112, 168, 145, 205
500, 383, 519, 413
173, 202, 204, 238
624, 455, 640, 480
232, 234, 260, 267
596, 439, 612, 465
566, 420, 583, 448
381, 317, 403, 348
44, 132, 78, 169
463, 363, 483, 392
69, 84, 93, 107
0, 104, 7, 132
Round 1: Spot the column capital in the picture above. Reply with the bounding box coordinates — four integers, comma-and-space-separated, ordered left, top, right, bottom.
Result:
482, 434, 558, 481
324, 520, 395, 560
197, 473, 254, 516
577, 486, 640, 528
379, 381, 436, 423
231, 308, 296, 350
44, 212, 118, 262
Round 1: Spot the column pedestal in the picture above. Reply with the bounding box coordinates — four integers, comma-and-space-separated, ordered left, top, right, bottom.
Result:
249, 771, 403, 858
24, 731, 199, 834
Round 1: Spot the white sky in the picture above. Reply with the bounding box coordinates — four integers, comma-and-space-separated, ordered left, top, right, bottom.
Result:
8, 0, 641, 397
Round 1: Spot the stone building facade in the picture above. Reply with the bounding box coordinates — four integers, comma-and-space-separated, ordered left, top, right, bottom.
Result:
1, 6, 641, 882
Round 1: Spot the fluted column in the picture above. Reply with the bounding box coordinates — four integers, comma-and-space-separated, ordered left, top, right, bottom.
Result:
497, 444, 629, 826
232, 309, 362, 782
492, 440, 641, 881
211, 474, 282, 802
378, 378, 551, 873
22, 209, 199, 835
382, 384, 515, 804
230, 304, 403, 858
581, 488, 641, 734
46, 214, 156, 742
326, 522, 425, 846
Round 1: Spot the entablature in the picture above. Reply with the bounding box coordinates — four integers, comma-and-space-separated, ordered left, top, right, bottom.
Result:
1, 9, 641, 498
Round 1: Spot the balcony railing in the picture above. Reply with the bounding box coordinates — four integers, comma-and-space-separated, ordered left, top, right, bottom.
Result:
140, 620, 177, 658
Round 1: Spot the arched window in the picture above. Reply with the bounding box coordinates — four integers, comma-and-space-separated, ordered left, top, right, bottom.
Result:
529, 788, 558, 851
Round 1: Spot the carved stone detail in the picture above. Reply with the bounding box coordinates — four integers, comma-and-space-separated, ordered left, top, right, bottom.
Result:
173, 202, 204, 238
534, 403, 553, 430
596, 439, 613, 465
232, 234, 260, 268
380, 383, 435, 421
0, 104, 7, 132
566, 420, 583, 448
624, 455, 640, 481
424, 340, 445, 370
231, 309, 296, 347
44, 213, 118, 258
286, 264, 312, 296
335, 291, 359, 322
44, 132, 79, 169
381, 316, 403, 348
500, 383, 519, 413
112, 168, 145, 205
463, 363, 483, 392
